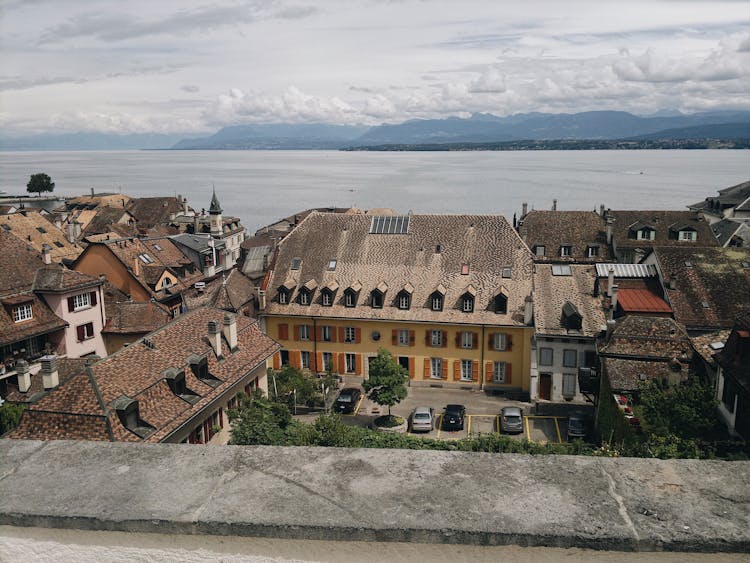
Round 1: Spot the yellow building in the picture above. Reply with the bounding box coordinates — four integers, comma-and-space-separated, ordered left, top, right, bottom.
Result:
261, 212, 534, 394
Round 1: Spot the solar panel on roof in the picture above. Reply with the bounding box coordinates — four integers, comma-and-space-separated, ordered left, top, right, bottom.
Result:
369, 216, 409, 234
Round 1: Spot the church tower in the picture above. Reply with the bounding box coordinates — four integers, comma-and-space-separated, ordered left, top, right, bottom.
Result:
209, 187, 223, 237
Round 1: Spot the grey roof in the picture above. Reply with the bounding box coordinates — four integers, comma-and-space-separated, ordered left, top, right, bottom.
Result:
710, 219, 745, 247
209, 190, 223, 214
242, 245, 271, 277
595, 263, 657, 278
171, 233, 225, 252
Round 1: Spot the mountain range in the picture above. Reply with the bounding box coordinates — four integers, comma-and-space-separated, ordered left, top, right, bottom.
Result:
2, 110, 749, 151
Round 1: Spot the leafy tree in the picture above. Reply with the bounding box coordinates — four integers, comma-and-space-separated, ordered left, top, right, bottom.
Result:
268, 366, 323, 410
0, 402, 24, 435
26, 173, 55, 195
228, 389, 297, 445
362, 348, 407, 417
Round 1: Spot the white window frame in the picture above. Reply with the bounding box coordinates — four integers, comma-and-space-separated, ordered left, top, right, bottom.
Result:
431, 330, 443, 347
321, 326, 332, 342
322, 291, 332, 306
299, 325, 310, 341
587, 246, 599, 258
560, 245, 572, 257
301, 351, 310, 370
322, 352, 333, 372
299, 291, 310, 305
79, 322, 94, 340
679, 230, 696, 241
430, 357, 443, 379
461, 331, 473, 349
344, 326, 356, 343
539, 347, 554, 366
461, 359, 473, 381
398, 294, 409, 310
493, 333, 507, 351
345, 292, 355, 307
13, 303, 33, 322
637, 229, 655, 241
563, 349, 577, 368
398, 329, 409, 346
431, 295, 442, 311
493, 361, 506, 383
345, 353, 356, 373
278, 291, 288, 304
462, 296, 474, 312
73, 293, 90, 311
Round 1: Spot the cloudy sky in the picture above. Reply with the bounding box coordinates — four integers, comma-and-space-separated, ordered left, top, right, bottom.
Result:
1, 0, 749, 135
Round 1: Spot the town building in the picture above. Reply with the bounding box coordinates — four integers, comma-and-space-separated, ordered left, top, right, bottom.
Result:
100, 300, 171, 355
5, 307, 279, 444
0, 209, 83, 263
714, 312, 750, 440
595, 263, 673, 319
710, 218, 750, 248
688, 179, 750, 224
183, 269, 256, 318
261, 212, 534, 394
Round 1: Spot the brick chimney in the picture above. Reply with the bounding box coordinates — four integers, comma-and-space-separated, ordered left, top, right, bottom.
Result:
223, 313, 238, 351
16, 359, 31, 393
41, 244, 52, 265
208, 321, 222, 358
40, 354, 59, 390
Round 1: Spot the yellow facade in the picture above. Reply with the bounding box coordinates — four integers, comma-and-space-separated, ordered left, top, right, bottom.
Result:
265, 315, 532, 392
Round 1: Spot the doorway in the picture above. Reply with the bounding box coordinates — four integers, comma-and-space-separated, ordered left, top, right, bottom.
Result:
539, 373, 552, 400
398, 356, 410, 371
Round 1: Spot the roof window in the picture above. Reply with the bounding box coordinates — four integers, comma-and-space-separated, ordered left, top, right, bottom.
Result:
138, 253, 154, 264
552, 265, 572, 276
291, 257, 301, 270
327, 259, 337, 270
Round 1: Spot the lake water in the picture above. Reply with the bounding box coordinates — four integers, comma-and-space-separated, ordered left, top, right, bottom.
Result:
0, 150, 747, 232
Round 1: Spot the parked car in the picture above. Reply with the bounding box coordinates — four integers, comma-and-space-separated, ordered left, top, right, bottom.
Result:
567, 412, 588, 441
334, 388, 361, 414
441, 404, 466, 431
410, 406, 434, 432
500, 406, 524, 434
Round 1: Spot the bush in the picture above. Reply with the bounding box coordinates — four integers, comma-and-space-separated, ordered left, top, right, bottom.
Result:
0, 402, 24, 435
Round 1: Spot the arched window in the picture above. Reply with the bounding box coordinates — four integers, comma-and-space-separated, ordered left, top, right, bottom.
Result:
494, 293, 508, 314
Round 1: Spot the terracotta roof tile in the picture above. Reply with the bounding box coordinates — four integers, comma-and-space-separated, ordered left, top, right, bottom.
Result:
33, 265, 101, 293
0, 211, 82, 262
102, 301, 171, 334
610, 210, 717, 250
519, 210, 612, 262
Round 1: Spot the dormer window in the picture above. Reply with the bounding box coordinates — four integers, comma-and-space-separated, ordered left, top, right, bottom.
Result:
431, 294, 443, 311
12, 303, 33, 323
587, 245, 599, 258
298, 288, 311, 305
561, 301, 582, 330
188, 354, 221, 388
344, 289, 357, 307
397, 292, 410, 310
560, 245, 572, 257
534, 245, 546, 257
164, 368, 200, 404
371, 290, 384, 309
321, 289, 333, 307
112, 396, 154, 438
636, 227, 655, 241
679, 229, 697, 241
462, 295, 474, 312
494, 293, 508, 314
278, 288, 289, 304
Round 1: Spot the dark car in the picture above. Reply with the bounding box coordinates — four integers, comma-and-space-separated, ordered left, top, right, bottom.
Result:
567, 412, 588, 441
500, 406, 524, 434
442, 404, 466, 431
334, 388, 361, 414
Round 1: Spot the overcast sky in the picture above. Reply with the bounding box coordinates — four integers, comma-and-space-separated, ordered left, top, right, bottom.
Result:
1, 0, 749, 135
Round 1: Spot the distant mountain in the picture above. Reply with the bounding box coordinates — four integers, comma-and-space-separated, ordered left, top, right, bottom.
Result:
633, 122, 750, 140
0, 132, 188, 151
171, 123, 369, 150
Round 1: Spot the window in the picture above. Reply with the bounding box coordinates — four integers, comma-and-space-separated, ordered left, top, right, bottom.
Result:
502, 267, 512, 278
563, 349, 577, 368
76, 322, 94, 341
539, 347, 554, 366
560, 245, 572, 257
73, 293, 90, 311
36, 226, 47, 234
493, 361, 506, 383
431, 294, 443, 311
551, 265, 572, 276
494, 293, 508, 314
462, 295, 474, 312
345, 291, 356, 307
13, 303, 33, 323
398, 329, 409, 346
321, 290, 332, 307
163, 277, 173, 287
371, 291, 383, 308
138, 253, 154, 264
563, 373, 576, 398
398, 292, 410, 310
587, 246, 599, 258
345, 353, 356, 373
679, 230, 696, 241
328, 259, 337, 270
637, 228, 655, 241
299, 325, 310, 341
345, 327, 356, 343
322, 352, 333, 372
278, 290, 288, 304
299, 290, 310, 305
534, 245, 546, 257
153, 244, 163, 251
431, 330, 443, 347
430, 357, 443, 379
493, 333, 507, 351
461, 331, 473, 349
321, 326, 332, 342
461, 359, 473, 381
291, 258, 301, 270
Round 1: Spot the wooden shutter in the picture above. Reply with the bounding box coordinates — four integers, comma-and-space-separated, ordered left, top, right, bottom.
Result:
471, 360, 479, 381
453, 360, 461, 381
273, 352, 281, 370
338, 327, 345, 343
317, 326, 323, 341
408, 357, 415, 378
507, 334, 513, 351
337, 353, 345, 374
442, 359, 448, 379
409, 330, 415, 346
506, 363, 512, 384
67, 296, 75, 313
472, 332, 478, 349
442, 331, 447, 348
355, 328, 361, 344
90, 291, 97, 306
423, 358, 431, 378
488, 333, 495, 350
485, 361, 493, 383
355, 354, 362, 375
76, 324, 85, 341
290, 351, 301, 369
316, 352, 323, 372
391, 329, 398, 345
278, 323, 288, 340
425, 330, 432, 346
293, 325, 300, 341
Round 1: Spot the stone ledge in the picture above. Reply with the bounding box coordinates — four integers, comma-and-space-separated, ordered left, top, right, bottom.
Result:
0, 440, 748, 553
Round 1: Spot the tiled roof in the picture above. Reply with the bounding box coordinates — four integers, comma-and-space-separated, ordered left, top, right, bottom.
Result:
183, 270, 255, 315
0, 205, 17, 214
716, 312, 750, 394
533, 264, 605, 337
82, 207, 135, 236
59, 194, 130, 211
518, 210, 612, 263
265, 212, 534, 326
689, 330, 732, 368
599, 316, 694, 360
125, 197, 184, 229
602, 357, 683, 392
617, 288, 672, 314
0, 231, 44, 294
654, 247, 750, 330
711, 219, 750, 247
102, 301, 171, 334
4, 357, 89, 403
0, 211, 82, 262
610, 210, 717, 249
241, 245, 271, 277
33, 265, 101, 293
6, 307, 280, 442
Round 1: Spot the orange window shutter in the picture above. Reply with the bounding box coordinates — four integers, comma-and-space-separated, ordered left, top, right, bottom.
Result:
455, 333, 461, 348
278, 323, 288, 340
408, 357, 415, 378
273, 353, 280, 370
338, 327, 345, 343
442, 331, 448, 348
453, 360, 461, 381
290, 351, 300, 369
355, 327, 361, 344
472, 332, 478, 349
442, 359, 448, 379
316, 352, 323, 372
485, 361, 493, 383
423, 358, 431, 377
391, 329, 398, 345
472, 360, 479, 381
293, 325, 300, 341
338, 353, 345, 374
355, 354, 362, 375
506, 363, 512, 384
409, 330, 415, 346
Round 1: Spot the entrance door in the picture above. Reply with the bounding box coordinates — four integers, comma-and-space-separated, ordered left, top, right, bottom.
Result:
539, 373, 552, 400
398, 356, 410, 371
280, 350, 289, 366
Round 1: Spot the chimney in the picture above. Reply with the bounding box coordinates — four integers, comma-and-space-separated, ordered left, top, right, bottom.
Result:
41, 244, 52, 265
606, 216, 614, 245
610, 284, 619, 319
133, 256, 141, 277
606, 319, 617, 340
258, 289, 266, 311
54, 217, 62, 230
552, 199, 557, 211
90, 187, 94, 197
599, 204, 605, 217
193, 215, 200, 233
40, 354, 59, 390
65, 222, 76, 243
223, 313, 238, 351
522, 202, 528, 218
524, 294, 534, 325
208, 321, 222, 358
607, 267, 615, 297
73, 221, 81, 239
16, 359, 31, 393
183, 197, 189, 215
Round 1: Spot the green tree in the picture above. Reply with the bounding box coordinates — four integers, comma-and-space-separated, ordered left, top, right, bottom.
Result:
228, 389, 297, 445
26, 173, 55, 195
362, 348, 408, 417
0, 402, 24, 435
268, 365, 323, 411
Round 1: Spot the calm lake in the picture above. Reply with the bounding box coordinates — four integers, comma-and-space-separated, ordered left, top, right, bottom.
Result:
0, 150, 747, 232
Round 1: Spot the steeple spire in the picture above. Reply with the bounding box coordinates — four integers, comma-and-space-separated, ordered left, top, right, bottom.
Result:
209, 186, 223, 214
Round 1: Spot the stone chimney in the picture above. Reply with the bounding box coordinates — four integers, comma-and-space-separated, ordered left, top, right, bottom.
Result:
257, 289, 266, 311
65, 221, 76, 243
183, 196, 189, 216
610, 284, 619, 319
73, 221, 81, 239
41, 244, 52, 265
223, 313, 238, 351
522, 202, 528, 218
607, 267, 615, 297
524, 294, 534, 325
552, 199, 557, 211
599, 204, 605, 217
605, 215, 614, 245
606, 319, 617, 340
90, 187, 95, 197
208, 321, 222, 358
16, 359, 31, 393
193, 215, 200, 233
40, 354, 59, 390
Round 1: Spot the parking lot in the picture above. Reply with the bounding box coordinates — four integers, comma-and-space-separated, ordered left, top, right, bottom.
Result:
334, 381, 582, 444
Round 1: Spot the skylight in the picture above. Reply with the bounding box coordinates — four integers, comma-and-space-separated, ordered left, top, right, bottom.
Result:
328, 259, 337, 270
291, 257, 301, 270
138, 253, 154, 264
502, 267, 512, 278
369, 215, 410, 234
552, 265, 572, 276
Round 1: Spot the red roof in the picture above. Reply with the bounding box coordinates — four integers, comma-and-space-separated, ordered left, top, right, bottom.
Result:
617, 288, 673, 314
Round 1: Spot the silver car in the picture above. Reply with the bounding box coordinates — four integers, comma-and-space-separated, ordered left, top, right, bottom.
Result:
500, 406, 524, 434
410, 406, 434, 432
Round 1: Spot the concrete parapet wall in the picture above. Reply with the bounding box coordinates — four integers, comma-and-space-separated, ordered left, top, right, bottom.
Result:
0, 440, 748, 553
